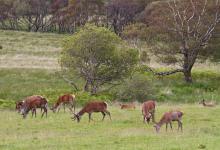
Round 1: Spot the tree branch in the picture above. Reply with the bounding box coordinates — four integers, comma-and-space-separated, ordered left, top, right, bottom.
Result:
144, 66, 184, 76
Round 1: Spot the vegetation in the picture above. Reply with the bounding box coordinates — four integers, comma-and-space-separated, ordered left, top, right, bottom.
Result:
1, 68, 220, 109
0, 0, 220, 149
123, 0, 220, 83
61, 24, 139, 94
1, 104, 220, 150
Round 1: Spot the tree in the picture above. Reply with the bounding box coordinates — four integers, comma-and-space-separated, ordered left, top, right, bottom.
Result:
60, 24, 139, 94
106, 0, 149, 35
138, 0, 220, 83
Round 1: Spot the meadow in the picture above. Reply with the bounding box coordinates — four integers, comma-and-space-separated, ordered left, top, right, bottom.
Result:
0, 104, 220, 150
0, 30, 220, 149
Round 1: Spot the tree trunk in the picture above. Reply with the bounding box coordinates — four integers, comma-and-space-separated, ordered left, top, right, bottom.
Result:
91, 83, 98, 95
84, 80, 90, 92
183, 69, 192, 83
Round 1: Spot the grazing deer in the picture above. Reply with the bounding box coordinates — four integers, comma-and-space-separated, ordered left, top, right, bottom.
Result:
71, 101, 111, 122
20, 95, 48, 119
51, 94, 76, 113
16, 100, 43, 113
15, 101, 24, 113
199, 99, 215, 107
120, 103, 136, 109
154, 110, 183, 133
142, 100, 156, 124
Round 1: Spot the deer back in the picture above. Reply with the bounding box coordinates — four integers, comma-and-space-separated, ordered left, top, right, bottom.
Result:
142, 100, 156, 115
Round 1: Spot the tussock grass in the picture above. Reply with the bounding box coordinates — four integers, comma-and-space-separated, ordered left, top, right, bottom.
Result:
0, 30, 66, 69
0, 104, 220, 150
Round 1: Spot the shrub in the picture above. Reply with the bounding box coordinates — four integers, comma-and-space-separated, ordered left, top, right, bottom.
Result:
112, 73, 155, 102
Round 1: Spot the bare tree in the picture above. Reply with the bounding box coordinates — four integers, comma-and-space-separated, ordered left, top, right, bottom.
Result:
142, 0, 220, 83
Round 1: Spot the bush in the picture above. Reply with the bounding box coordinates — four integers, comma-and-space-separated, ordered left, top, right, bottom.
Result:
112, 73, 155, 102
0, 45, 2, 49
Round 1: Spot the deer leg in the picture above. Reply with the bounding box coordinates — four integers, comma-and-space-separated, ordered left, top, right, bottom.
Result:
101, 112, 106, 121
45, 107, 47, 118
143, 116, 146, 123
63, 104, 66, 113
35, 108, 37, 117
152, 112, 155, 123
68, 104, 73, 113
31, 109, 34, 118
41, 107, 47, 118
105, 110, 111, 121
73, 103, 76, 114
170, 122, 173, 130
57, 104, 61, 113
166, 123, 168, 131
88, 113, 92, 122
178, 120, 183, 132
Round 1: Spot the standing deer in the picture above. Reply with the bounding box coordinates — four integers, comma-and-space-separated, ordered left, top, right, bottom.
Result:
71, 101, 111, 122
154, 110, 183, 133
20, 95, 48, 119
120, 103, 136, 109
51, 94, 76, 113
199, 99, 215, 107
142, 100, 156, 124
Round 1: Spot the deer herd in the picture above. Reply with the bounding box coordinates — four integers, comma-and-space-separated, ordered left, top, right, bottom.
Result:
15, 94, 216, 133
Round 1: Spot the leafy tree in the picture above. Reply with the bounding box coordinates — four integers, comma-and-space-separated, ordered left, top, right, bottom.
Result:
60, 24, 139, 94
136, 0, 220, 83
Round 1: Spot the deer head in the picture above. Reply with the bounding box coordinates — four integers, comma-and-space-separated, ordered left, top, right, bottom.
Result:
145, 113, 152, 124
50, 105, 57, 113
71, 113, 81, 123
153, 124, 160, 133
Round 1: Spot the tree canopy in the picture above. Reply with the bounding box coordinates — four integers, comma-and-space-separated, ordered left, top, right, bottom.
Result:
60, 24, 139, 94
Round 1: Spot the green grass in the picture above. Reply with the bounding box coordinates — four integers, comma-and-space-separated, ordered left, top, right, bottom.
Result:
0, 68, 220, 108
0, 104, 220, 150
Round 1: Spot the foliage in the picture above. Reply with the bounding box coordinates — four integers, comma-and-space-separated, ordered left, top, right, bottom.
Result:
135, 0, 220, 83
60, 24, 139, 94
112, 73, 155, 102
1, 68, 220, 109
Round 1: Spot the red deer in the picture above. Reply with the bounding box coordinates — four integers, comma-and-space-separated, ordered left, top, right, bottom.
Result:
16, 100, 43, 113
15, 101, 24, 113
71, 101, 111, 122
199, 99, 215, 107
51, 94, 76, 113
154, 110, 183, 133
20, 95, 48, 119
142, 100, 156, 124
120, 103, 136, 109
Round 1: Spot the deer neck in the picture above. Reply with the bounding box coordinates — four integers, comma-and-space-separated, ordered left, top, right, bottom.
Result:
78, 109, 86, 116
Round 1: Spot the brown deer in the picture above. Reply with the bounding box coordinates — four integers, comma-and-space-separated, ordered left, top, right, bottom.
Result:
142, 100, 156, 124
154, 110, 183, 133
51, 94, 76, 113
71, 101, 111, 122
120, 103, 136, 109
199, 99, 215, 107
16, 100, 43, 113
20, 95, 48, 119
15, 101, 24, 113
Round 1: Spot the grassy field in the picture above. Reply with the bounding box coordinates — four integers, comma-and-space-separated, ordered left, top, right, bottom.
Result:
0, 104, 220, 150
0, 30, 65, 69
0, 29, 220, 149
